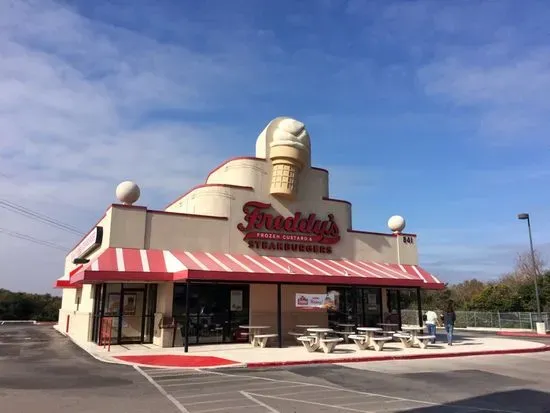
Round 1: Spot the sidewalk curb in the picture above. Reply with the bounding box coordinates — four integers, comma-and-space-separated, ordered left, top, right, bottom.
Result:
52, 324, 122, 365
245, 344, 550, 369
496, 331, 549, 338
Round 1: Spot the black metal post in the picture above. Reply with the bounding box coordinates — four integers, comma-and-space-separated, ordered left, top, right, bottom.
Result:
140, 286, 148, 343
117, 284, 124, 344
184, 281, 190, 353
416, 287, 423, 327
352, 286, 358, 326
277, 283, 282, 348
396, 289, 402, 330
526, 217, 543, 319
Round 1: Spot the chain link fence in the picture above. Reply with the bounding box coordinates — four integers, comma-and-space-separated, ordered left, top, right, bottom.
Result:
401, 310, 549, 331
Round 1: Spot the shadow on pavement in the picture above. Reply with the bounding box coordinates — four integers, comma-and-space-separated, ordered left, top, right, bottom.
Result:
405, 389, 550, 412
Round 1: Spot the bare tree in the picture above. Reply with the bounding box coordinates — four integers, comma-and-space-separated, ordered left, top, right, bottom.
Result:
500, 250, 546, 287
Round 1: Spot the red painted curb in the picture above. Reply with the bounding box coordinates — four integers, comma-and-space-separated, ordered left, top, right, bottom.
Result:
496, 331, 549, 338
246, 345, 550, 368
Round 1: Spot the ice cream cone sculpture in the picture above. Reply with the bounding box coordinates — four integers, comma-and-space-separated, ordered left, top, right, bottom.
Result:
269, 118, 310, 199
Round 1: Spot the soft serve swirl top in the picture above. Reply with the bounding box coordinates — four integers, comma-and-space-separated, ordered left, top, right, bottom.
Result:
269, 118, 310, 152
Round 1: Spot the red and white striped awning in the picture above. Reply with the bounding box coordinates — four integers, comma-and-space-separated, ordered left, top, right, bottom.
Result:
66, 248, 443, 289
54, 273, 73, 288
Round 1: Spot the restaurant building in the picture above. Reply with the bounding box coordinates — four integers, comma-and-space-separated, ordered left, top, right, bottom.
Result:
55, 117, 443, 350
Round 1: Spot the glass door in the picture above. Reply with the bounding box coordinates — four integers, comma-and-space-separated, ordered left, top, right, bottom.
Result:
361, 288, 382, 327
119, 284, 157, 344
385, 289, 402, 326
328, 287, 359, 329
93, 283, 157, 345
120, 289, 145, 344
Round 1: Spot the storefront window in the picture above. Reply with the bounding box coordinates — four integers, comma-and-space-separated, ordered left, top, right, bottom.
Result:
173, 283, 250, 346
328, 287, 382, 328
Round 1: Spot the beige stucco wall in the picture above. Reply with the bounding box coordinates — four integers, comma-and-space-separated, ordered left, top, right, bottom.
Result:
249, 283, 329, 345
58, 211, 112, 338
103, 156, 418, 263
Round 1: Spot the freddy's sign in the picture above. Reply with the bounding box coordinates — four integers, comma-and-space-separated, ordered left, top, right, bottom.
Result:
237, 201, 340, 254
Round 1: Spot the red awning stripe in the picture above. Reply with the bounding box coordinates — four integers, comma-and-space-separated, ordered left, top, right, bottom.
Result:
66, 247, 443, 288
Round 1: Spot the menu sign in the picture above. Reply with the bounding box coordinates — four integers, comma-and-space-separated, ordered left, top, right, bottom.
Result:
237, 201, 340, 254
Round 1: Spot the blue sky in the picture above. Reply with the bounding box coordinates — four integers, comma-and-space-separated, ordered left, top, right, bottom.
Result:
1, 0, 549, 293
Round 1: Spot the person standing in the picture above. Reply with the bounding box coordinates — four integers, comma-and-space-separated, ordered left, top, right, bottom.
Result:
424, 309, 439, 343
443, 302, 457, 346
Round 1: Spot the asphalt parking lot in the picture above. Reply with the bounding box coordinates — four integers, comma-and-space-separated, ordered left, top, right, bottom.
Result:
1, 325, 549, 412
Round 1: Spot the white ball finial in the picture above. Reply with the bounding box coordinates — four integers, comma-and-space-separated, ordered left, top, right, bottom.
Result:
116, 181, 140, 205
387, 215, 406, 233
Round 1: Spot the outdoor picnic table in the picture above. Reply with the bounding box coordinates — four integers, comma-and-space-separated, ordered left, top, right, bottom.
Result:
356, 327, 382, 346
306, 327, 334, 343
400, 326, 424, 345
302, 328, 341, 353
239, 325, 270, 344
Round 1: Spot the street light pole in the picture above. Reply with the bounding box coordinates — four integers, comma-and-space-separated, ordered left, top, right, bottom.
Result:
517, 213, 542, 320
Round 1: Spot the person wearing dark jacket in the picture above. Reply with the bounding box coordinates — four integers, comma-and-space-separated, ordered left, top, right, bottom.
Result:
442, 302, 457, 346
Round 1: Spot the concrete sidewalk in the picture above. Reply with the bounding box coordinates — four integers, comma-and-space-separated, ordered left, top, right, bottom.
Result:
60, 325, 549, 369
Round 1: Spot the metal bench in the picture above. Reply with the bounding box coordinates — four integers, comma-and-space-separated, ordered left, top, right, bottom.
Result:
393, 332, 413, 348
319, 337, 343, 353
370, 336, 393, 351
252, 333, 278, 348
297, 335, 318, 352
415, 335, 436, 349
349, 334, 370, 350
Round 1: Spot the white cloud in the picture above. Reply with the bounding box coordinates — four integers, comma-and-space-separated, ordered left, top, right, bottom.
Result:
0, 1, 260, 293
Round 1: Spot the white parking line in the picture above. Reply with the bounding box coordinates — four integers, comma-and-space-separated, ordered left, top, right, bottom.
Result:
134, 366, 190, 413
202, 370, 520, 413
161, 377, 256, 387
241, 391, 280, 412
173, 384, 309, 399
139, 367, 521, 413
194, 405, 260, 413
184, 397, 247, 406
245, 392, 372, 412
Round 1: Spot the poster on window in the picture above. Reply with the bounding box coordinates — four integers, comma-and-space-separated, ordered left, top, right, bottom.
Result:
230, 290, 243, 311
295, 292, 338, 310
106, 293, 120, 316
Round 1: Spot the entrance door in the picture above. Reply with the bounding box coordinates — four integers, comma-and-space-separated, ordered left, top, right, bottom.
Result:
119, 284, 157, 344
92, 283, 157, 345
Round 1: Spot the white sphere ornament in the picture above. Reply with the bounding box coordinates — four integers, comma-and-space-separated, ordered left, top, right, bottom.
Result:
116, 181, 140, 205
387, 215, 406, 233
